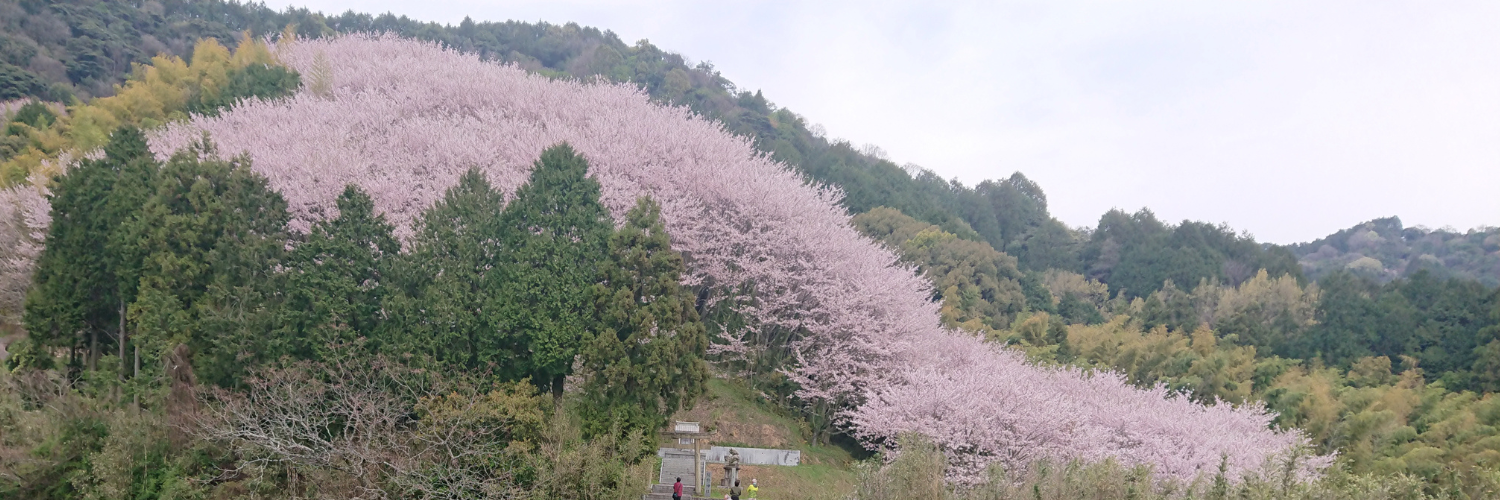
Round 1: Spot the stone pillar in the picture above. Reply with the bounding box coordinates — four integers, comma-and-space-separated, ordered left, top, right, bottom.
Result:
724, 449, 741, 490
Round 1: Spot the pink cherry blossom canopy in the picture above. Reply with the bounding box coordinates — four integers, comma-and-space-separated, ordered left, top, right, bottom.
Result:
148, 34, 1329, 482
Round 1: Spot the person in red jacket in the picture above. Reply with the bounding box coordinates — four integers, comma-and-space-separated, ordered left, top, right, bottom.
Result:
673, 477, 683, 500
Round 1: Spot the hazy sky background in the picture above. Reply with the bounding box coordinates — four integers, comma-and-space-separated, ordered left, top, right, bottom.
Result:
264, 0, 1500, 244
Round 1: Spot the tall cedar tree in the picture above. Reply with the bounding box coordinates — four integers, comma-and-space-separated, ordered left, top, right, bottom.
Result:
578, 196, 710, 439
273, 185, 399, 362
386, 168, 508, 378
127, 138, 288, 387
493, 143, 613, 398
24, 126, 156, 370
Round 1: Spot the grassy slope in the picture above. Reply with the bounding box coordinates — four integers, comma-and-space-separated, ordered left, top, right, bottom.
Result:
665, 377, 859, 500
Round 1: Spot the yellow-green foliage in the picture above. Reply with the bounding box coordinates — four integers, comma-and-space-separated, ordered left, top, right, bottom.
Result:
416, 381, 548, 452
1041, 269, 1110, 308
1118, 270, 1321, 351
1009, 313, 1500, 487
0, 36, 281, 184
0, 368, 219, 499
1209, 270, 1319, 329
1, 358, 656, 499
1265, 360, 1500, 482
853, 207, 1028, 332
1033, 316, 1259, 405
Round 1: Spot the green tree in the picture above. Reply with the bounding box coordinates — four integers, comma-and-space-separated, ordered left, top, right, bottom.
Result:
272, 185, 399, 362
1083, 209, 1303, 300
976, 172, 1049, 247
1137, 280, 1200, 333
1295, 271, 1379, 366
187, 63, 302, 117
127, 138, 288, 387
1056, 291, 1105, 325
1006, 217, 1082, 272
1395, 271, 1493, 388
1471, 290, 1500, 392
492, 143, 614, 399
385, 168, 508, 380
576, 196, 710, 440
24, 126, 156, 371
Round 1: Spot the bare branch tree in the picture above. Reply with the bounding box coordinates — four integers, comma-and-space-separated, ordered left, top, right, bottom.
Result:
195, 355, 532, 499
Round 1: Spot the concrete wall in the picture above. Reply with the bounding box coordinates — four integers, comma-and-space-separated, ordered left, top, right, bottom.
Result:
656, 446, 801, 466
706, 446, 800, 466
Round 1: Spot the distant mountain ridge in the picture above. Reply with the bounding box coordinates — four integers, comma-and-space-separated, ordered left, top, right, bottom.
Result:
1290, 217, 1500, 287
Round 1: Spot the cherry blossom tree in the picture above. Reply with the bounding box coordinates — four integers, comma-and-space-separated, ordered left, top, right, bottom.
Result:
128, 33, 1328, 483
0, 173, 50, 330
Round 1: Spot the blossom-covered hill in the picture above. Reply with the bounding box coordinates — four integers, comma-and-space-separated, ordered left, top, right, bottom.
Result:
148, 34, 1325, 481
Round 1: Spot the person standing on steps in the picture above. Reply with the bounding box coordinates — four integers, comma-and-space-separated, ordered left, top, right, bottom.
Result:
673, 477, 683, 500
746, 478, 758, 499
730, 479, 743, 500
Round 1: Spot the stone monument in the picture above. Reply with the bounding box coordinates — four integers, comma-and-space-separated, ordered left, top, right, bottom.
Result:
722, 448, 741, 487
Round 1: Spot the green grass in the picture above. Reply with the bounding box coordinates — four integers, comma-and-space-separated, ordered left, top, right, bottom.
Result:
668, 376, 860, 499
701, 464, 854, 500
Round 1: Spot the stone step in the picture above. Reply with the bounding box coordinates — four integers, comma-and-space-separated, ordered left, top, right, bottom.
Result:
658, 455, 701, 485
643, 483, 707, 500
650, 483, 698, 496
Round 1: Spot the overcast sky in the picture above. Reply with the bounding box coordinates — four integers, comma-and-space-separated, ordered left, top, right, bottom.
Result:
263, 0, 1499, 244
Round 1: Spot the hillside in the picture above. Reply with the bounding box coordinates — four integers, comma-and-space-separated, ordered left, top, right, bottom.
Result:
0, 31, 1321, 497
0, 0, 1321, 294
667, 378, 859, 500
164, 33, 1313, 480
0, 2, 1498, 498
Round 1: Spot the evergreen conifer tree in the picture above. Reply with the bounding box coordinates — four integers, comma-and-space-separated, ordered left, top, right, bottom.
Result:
386, 168, 508, 376
492, 143, 613, 398
127, 138, 288, 386
273, 185, 399, 362
577, 196, 709, 439
24, 126, 157, 371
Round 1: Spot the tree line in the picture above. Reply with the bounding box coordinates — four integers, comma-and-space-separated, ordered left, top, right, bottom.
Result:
2, 130, 709, 498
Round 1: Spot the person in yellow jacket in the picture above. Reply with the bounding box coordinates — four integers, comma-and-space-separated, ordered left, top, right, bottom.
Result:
746, 478, 758, 499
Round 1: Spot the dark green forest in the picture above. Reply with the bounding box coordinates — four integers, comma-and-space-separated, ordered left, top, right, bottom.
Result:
5, 127, 704, 497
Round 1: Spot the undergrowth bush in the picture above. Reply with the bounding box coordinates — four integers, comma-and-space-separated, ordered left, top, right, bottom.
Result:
0, 367, 221, 499
1, 351, 655, 499
854, 432, 1500, 500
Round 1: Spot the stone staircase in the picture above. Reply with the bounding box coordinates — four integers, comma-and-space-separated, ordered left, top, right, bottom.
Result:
649, 448, 704, 500
658, 448, 701, 485
642, 483, 702, 500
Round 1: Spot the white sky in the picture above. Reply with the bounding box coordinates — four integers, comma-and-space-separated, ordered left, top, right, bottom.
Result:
264, 0, 1500, 244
